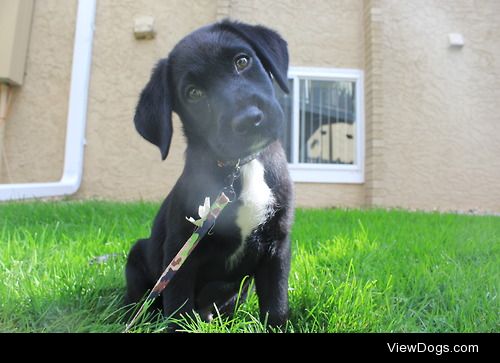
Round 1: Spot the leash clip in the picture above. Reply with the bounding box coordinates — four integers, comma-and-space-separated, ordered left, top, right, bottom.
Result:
223, 159, 241, 202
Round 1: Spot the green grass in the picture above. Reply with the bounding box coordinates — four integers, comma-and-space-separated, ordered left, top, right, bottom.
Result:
0, 201, 498, 332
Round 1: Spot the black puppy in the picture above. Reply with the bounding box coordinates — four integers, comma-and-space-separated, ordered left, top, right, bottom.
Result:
125, 20, 294, 329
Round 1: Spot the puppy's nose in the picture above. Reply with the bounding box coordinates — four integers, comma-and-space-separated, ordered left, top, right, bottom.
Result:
231, 107, 264, 135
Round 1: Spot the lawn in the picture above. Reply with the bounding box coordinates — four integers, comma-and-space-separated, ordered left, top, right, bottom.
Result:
0, 201, 498, 332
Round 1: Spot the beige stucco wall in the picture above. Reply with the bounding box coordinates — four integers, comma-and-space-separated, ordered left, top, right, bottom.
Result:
375, 0, 500, 212
1, 0, 76, 184
1, 0, 499, 212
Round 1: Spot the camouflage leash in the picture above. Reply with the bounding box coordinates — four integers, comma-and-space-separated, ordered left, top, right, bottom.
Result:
124, 162, 241, 332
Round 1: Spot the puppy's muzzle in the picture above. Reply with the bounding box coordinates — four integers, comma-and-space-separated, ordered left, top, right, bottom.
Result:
231, 106, 264, 135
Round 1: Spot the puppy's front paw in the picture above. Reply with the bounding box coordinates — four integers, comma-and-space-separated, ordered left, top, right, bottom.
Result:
261, 310, 288, 331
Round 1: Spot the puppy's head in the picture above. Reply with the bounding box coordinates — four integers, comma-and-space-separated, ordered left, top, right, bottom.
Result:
134, 20, 289, 161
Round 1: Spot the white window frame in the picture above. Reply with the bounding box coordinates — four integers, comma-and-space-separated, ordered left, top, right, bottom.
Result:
286, 67, 365, 184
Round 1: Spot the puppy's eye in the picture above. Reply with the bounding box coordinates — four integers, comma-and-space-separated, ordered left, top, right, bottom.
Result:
186, 86, 205, 102
234, 54, 251, 72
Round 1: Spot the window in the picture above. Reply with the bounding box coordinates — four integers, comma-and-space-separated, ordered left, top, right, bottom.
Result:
276, 67, 364, 183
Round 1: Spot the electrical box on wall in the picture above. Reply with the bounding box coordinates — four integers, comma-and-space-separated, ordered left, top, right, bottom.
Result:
0, 0, 34, 85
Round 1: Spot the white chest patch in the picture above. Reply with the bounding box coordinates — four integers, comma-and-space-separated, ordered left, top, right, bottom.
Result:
226, 159, 275, 270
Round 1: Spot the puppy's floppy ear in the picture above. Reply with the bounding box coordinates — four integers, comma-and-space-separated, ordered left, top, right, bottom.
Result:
220, 20, 290, 93
134, 58, 173, 160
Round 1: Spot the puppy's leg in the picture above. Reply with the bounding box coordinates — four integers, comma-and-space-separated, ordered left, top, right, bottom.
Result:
216, 278, 252, 318
125, 239, 155, 306
254, 238, 291, 329
161, 258, 197, 331
195, 278, 251, 320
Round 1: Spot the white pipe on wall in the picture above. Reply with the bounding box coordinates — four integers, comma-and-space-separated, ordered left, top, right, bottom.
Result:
0, 0, 96, 201
0, 83, 12, 180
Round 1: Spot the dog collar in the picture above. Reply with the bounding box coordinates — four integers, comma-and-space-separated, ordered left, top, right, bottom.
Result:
217, 152, 260, 168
